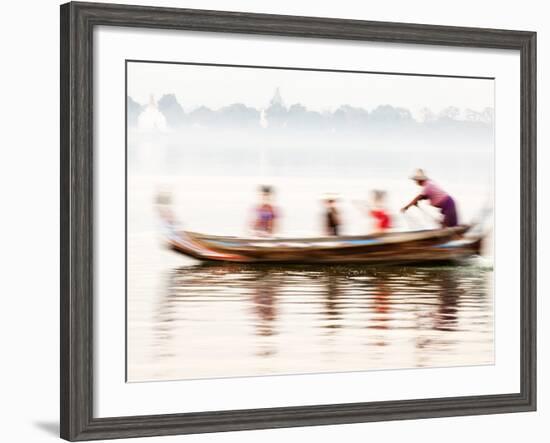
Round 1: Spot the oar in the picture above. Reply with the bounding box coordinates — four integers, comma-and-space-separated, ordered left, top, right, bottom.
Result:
402, 211, 419, 229
402, 209, 430, 230
414, 204, 440, 227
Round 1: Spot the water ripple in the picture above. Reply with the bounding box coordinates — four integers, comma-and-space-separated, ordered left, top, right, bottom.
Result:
128, 261, 494, 381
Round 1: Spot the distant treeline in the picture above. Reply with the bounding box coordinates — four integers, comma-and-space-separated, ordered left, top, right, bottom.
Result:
127, 92, 494, 138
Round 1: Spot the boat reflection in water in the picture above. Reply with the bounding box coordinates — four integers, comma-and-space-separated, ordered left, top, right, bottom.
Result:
145, 262, 493, 381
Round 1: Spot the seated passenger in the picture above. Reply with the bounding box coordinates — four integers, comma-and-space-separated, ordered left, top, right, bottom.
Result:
252, 185, 277, 236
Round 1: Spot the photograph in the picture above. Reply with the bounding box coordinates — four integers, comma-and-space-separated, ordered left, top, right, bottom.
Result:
56, 2, 537, 440
126, 60, 495, 382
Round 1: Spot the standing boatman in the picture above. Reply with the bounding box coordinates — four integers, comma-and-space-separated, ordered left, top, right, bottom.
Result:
401, 169, 458, 228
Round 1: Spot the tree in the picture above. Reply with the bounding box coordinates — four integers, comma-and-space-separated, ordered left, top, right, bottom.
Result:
332, 105, 369, 130
438, 106, 460, 121
158, 94, 185, 128
127, 96, 143, 127
369, 105, 413, 123
285, 103, 324, 129
480, 107, 494, 125
187, 106, 215, 127
215, 103, 260, 128
419, 107, 436, 123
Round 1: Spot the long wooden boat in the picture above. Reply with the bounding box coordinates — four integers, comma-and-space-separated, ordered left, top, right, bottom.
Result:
163, 225, 482, 264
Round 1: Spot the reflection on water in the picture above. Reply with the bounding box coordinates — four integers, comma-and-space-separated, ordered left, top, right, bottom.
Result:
129, 262, 493, 381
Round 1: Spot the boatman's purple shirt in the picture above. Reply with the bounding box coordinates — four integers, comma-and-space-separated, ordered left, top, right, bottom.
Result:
421, 180, 449, 207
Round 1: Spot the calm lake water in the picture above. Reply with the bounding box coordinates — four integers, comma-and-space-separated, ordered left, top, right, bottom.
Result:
126, 156, 495, 382
127, 230, 494, 382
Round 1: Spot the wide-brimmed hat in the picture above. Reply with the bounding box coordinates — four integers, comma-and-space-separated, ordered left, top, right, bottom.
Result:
321, 192, 339, 201
410, 169, 428, 181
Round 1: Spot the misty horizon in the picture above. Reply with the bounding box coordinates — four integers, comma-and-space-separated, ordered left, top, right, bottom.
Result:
126, 64, 494, 183
128, 90, 494, 138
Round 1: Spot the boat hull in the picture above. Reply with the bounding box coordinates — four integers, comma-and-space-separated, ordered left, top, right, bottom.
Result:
165, 227, 482, 265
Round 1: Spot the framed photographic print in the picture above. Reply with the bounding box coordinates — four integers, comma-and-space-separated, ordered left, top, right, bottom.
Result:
60, 1, 536, 441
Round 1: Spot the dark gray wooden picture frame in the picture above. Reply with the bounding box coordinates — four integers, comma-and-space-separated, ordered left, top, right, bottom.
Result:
60, 1, 536, 441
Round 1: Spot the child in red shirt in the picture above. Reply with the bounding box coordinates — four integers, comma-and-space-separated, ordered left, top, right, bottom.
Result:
369, 190, 391, 231
354, 190, 392, 232
370, 208, 391, 231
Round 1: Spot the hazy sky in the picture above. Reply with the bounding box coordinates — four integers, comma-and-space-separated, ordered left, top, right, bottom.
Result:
128, 61, 494, 117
